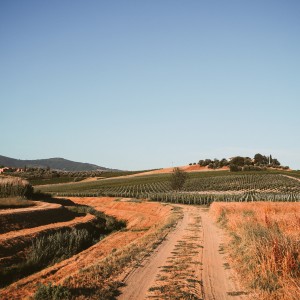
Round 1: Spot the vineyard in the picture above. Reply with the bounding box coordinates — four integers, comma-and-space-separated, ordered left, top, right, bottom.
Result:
39, 173, 300, 204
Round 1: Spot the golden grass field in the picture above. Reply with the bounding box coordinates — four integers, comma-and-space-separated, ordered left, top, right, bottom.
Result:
210, 202, 300, 300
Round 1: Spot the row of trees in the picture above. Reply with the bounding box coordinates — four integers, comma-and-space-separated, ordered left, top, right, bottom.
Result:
229, 154, 287, 172
198, 158, 229, 169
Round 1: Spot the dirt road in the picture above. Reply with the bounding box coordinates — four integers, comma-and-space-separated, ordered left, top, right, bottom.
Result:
118, 205, 250, 300
281, 173, 300, 183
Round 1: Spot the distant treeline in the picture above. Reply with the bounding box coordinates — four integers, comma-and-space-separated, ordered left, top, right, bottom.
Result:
2, 167, 105, 180
191, 153, 289, 172
1, 168, 149, 184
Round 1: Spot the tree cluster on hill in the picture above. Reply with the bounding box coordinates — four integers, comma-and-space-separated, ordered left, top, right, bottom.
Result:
196, 154, 288, 172
198, 158, 229, 169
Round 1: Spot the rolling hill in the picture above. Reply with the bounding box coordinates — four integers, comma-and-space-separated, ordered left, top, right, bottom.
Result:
0, 155, 117, 171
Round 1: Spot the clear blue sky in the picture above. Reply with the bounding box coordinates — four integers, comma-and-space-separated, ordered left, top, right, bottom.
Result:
1, 1, 299, 170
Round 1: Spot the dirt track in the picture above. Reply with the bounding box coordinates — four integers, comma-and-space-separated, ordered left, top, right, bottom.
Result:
118, 205, 250, 300
281, 173, 300, 183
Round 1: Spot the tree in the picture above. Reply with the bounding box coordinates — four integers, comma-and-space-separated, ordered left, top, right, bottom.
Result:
230, 164, 242, 172
272, 158, 281, 166
243, 165, 250, 171
230, 156, 245, 166
244, 157, 253, 166
198, 160, 204, 166
220, 158, 228, 167
170, 167, 188, 190
203, 159, 212, 166
254, 153, 268, 165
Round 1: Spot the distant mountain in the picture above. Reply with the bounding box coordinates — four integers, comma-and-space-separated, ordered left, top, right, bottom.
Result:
0, 155, 118, 172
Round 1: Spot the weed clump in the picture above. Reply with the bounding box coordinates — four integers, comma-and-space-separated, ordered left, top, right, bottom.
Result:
0, 177, 33, 198
33, 283, 71, 300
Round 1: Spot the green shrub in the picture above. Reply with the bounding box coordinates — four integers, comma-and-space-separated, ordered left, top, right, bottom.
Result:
33, 283, 71, 300
28, 228, 93, 267
170, 168, 188, 190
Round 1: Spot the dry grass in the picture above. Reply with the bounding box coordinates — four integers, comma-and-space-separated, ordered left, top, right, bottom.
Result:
210, 202, 300, 300
0, 197, 34, 209
0, 177, 33, 198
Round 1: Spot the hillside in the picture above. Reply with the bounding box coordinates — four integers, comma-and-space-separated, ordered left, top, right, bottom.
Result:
0, 155, 117, 172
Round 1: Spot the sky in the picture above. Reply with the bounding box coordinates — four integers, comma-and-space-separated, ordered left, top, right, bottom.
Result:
1, 0, 299, 170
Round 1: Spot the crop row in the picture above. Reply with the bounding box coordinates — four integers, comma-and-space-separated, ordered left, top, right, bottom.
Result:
54, 190, 300, 205
43, 174, 300, 196
184, 174, 300, 192
43, 174, 300, 204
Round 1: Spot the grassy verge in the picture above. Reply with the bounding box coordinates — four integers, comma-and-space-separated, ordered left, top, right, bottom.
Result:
210, 202, 300, 300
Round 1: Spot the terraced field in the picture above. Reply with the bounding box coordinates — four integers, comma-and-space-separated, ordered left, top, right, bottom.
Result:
0, 197, 177, 299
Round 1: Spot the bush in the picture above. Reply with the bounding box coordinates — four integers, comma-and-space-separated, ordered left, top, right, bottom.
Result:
170, 168, 188, 190
28, 228, 93, 267
230, 164, 242, 172
0, 177, 33, 198
34, 283, 71, 300
243, 165, 250, 171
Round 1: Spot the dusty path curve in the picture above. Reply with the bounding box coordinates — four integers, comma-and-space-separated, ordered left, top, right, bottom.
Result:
280, 173, 300, 183
118, 205, 249, 300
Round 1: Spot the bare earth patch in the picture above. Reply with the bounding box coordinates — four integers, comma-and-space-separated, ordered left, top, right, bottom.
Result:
120, 165, 229, 178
